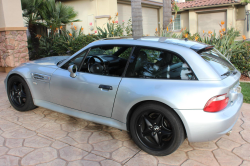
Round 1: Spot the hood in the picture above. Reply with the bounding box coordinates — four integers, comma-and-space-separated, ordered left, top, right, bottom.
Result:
27, 56, 70, 66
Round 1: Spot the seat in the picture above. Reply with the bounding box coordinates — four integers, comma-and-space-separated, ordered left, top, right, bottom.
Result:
134, 51, 147, 74
155, 52, 173, 78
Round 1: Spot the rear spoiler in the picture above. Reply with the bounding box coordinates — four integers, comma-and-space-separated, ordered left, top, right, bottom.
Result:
190, 44, 214, 54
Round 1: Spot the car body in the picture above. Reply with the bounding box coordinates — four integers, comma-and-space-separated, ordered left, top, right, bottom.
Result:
4, 37, 243, 155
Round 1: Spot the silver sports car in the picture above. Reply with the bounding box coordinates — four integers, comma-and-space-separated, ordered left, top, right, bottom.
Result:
4, 37, 243, 156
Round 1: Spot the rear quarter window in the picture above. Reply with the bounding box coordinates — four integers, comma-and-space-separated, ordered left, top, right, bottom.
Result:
200, 49, 235, 76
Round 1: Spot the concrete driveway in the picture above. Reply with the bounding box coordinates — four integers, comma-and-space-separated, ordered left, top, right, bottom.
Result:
0, 71, 250, 166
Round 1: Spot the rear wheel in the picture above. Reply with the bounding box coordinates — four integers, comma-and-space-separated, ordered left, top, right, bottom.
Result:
7, 75, 36, 112
130, 102, 185, 156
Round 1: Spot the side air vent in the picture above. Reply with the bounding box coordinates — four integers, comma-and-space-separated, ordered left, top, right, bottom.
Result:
31, 73, 50, 82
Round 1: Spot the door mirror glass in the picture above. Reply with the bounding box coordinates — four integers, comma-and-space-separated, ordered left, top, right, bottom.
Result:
68, 64, 77, 78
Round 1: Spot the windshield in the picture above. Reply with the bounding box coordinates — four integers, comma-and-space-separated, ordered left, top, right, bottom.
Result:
200, 48, 235, 77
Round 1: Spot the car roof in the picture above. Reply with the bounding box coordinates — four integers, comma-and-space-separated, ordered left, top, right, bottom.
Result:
94, 37, 213, 53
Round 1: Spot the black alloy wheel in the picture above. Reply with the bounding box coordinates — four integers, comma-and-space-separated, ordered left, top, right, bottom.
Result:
136, 111, 173, 151
130, 102, 185, 156
9, 81, 26, 107
7, 75, 36, 112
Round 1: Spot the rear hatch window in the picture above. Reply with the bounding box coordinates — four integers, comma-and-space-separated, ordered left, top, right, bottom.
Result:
200, 48, 235, 78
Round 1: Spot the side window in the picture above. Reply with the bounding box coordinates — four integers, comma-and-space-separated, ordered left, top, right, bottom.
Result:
125, 47, 195, 80
61, 50, 88, 70
79, 45, 132, 77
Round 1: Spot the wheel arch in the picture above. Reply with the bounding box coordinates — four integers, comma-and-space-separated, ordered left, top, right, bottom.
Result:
126, 100, 187, 138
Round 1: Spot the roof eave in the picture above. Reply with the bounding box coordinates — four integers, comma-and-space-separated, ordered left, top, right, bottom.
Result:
174, 2, 242, 12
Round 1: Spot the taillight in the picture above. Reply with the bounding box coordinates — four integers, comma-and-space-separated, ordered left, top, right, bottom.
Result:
204, 94, 229, 112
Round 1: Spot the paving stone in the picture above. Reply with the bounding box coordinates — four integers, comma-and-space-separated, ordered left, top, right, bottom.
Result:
91, 150, 110, 158
112, 147, 136, 163
68, 160, 100, 166
241, 161, 250, 166
68, 130, 92, 143
100, 159, 121, 166
59, 136, 78, 145
42, 122, 61, 130
232, 118, 244, 132
93, 140, 123, 152
125, 154, 158, 166
233, 144, 250, 161
178, 139, 193, 152
240, 130, 250, 143
182, 159, 206, 166
241, 118, 250, 131
190, 141, 217, 150
59, 146, 88, 161
111, 131, 131, 141
55, 116, 77, 124
75, 143, 93, 152
222, 131, 247, 144
2, 128, 36, 138
7, 147, 34, 157
51, 140, 68, 149
0, 109, 15, 117
22, 122, 45, 131
188, 150, 219, 166
157, 150, 187, 165
4, 115, 22, 125
37, 159, 67, 166
123, 140, 140, 152
84, 122, 103, 131
213, 149, 242, 166
0, 147, 8, 156
21, 147, 57, 165
0, 155, 20, 166
24, 136, 52, 148
89, 131, 113, 144
0, 120, 20, 131
84, 153, 105, 161
216, 138, 241, 151
18, 114, 44, 123
37, 128, 67, 139
5, 138, 23, 148
61, 121, 87, 132
103, 126, 121, 133
0, 136, 4, 146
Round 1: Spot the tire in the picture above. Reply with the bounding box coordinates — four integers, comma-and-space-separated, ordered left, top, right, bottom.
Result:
7, 75, 36, 112
130, 102, 185, 156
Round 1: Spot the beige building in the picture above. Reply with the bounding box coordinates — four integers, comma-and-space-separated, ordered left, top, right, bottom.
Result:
173, 0, 250, 39
61, 0, 163, 36
61, 0, 250, 39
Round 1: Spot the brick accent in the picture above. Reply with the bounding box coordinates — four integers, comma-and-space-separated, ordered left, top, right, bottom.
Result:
0, 30, 29, 68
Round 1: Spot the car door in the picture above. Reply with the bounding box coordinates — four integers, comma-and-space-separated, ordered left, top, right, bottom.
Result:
50, 45, 133, 117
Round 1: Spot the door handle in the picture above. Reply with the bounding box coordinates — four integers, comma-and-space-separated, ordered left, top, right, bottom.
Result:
99, 84, 113, 90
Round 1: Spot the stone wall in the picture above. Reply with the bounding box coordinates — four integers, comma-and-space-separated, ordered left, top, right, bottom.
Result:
0, 30, 29, 68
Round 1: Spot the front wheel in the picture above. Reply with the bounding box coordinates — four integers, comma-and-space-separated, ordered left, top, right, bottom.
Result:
7, 75, 36, 112
130, 102, 185, 156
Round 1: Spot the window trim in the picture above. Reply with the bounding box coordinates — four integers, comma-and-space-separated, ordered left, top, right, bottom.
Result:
123, 45, 198, 81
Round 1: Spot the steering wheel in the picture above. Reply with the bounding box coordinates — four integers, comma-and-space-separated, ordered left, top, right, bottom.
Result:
87, 56, 105, 74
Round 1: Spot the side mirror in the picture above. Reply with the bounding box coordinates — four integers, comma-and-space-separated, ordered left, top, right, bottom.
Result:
68, 64, 77, 78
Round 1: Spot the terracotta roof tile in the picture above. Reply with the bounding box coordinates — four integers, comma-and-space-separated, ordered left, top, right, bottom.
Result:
174, 0, 240, 10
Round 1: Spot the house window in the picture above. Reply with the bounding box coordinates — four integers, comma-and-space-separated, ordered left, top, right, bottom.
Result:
173, 14, 181, 30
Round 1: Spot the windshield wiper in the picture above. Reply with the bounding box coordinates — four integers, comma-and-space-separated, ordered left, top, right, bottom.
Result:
221, 71, 231, 76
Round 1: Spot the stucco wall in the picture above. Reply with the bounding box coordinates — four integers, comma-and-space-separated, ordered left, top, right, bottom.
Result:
62, 0, 117, 35
180, 11, 189, 30
0, 0, 24, 28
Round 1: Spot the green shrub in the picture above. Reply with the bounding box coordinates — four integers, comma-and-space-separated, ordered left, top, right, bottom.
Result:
37, 26, 99, 58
